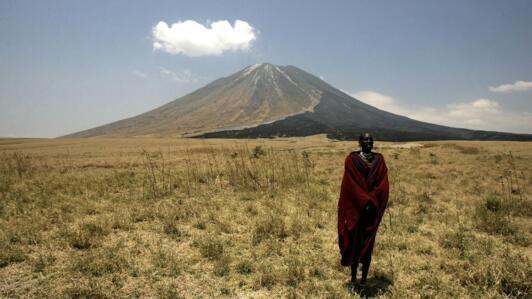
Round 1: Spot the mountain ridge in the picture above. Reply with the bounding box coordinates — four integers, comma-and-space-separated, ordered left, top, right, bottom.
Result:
63, 63, 532, 141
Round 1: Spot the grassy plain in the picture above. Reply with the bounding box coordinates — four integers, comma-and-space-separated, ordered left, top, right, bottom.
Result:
0, 136, 530, 298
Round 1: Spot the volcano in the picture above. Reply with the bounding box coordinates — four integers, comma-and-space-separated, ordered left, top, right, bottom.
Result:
65, 63, 532, 141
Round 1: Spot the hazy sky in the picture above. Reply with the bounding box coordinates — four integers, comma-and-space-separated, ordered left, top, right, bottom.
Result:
1, 0, 531, 137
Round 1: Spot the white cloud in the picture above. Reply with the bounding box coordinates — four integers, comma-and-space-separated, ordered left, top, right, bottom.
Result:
448, 99, 501, 118
349, 90, 532, 133
351, 90, 400, 114
152, 20, 257, 57
471, 98, 499, 110
132, 70, 148, 78
489, 80, 532, 92
159, 67, 197, 83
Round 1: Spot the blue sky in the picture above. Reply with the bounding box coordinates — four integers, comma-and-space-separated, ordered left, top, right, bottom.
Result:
1, 0, 531, 137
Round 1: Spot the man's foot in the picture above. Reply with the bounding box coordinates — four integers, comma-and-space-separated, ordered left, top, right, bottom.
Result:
357, 282, 369, 297
348, 281, 359, 293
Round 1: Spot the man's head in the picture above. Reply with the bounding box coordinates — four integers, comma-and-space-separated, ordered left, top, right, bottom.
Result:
359, 132, 374, 153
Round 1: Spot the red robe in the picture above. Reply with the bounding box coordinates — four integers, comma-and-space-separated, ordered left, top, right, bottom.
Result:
337, 151, 389, 266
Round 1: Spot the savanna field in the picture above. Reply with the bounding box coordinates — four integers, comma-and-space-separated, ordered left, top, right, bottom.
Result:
0, 136, 530, 298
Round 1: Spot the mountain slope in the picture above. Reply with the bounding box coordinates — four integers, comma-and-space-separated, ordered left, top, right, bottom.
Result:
199, 65, 531, 141
65, 64, 322, 137
64, 63, 532, 141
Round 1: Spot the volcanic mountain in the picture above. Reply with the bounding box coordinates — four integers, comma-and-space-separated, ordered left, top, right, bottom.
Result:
65, 63, 532, 141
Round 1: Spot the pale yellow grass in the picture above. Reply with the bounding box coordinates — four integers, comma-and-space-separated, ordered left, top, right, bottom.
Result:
0, 136, 530, 298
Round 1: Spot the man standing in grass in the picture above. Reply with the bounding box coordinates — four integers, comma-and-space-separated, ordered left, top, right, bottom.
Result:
337, 132, 389, 293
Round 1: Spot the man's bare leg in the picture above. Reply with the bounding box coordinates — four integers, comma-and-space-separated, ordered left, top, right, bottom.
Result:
351, 262, 359, 284
349, 262, 359, 292
360, 256, 372, 288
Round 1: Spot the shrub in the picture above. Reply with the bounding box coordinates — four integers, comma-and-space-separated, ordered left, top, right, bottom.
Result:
459, 146, 479, 155
73, 244, 129, 276
140, 150, 177, 199
193, 221, 207, 230
429, 152, 438, 164
11, 152, 34, 177
458, 251, 531, 298
66, 222, 110, 250
68, 230, 94, 250
441, 230, 473, 259
246, 203, 258, 216
63, 281, 107, 299
0, 247, 26, 268
448, 144, 480, 155
198, 238, 224, 260
286, 259, 305, 287
417, 192, 432, 203
505, 197, 532, 217
257, 268, 277, 289
239, 194, 254, 201
156, 282, 182, 299
499, 252, 531, 298
213, 257, 230, 277
251, 145, 267, 159
416, 192, 433, 215
236, 260, 253, 274
252, 214, 288, 244
485, 195, 502, 212
289, 217, 310, 240
162, 218, 184, 240
32, 254, 55, 273
475, 196, 517, 236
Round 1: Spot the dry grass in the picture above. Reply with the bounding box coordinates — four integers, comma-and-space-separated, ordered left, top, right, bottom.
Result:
0, 136, 530, 298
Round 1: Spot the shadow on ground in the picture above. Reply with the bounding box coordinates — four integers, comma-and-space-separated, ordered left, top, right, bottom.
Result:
345, 275, 393, 298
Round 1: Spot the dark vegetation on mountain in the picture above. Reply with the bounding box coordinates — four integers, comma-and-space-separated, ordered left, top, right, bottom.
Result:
65, 64, 532, 141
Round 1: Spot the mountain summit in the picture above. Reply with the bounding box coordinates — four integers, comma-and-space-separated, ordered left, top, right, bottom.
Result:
65, 63, 531, 141
66, 63, 322, 137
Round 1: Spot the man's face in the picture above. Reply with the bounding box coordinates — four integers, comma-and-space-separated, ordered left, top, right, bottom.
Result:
359, 134, 374, 153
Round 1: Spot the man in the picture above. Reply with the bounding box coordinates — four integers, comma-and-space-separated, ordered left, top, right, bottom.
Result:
337, 132, 389, 292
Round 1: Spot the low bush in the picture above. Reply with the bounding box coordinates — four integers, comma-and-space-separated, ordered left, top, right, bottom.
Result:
475, 195, 517, 236
0, 246, 26, 268
252, 213, 288, 244
236, 260, 253, 275
73, 243, 129, 276
65, 221, 110, 250
198, 238, 225, 261
286, 258, 305, 287
213, 257, 231, 277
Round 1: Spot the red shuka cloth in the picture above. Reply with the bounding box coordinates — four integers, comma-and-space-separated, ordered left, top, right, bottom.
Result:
337, 151, 389, 266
